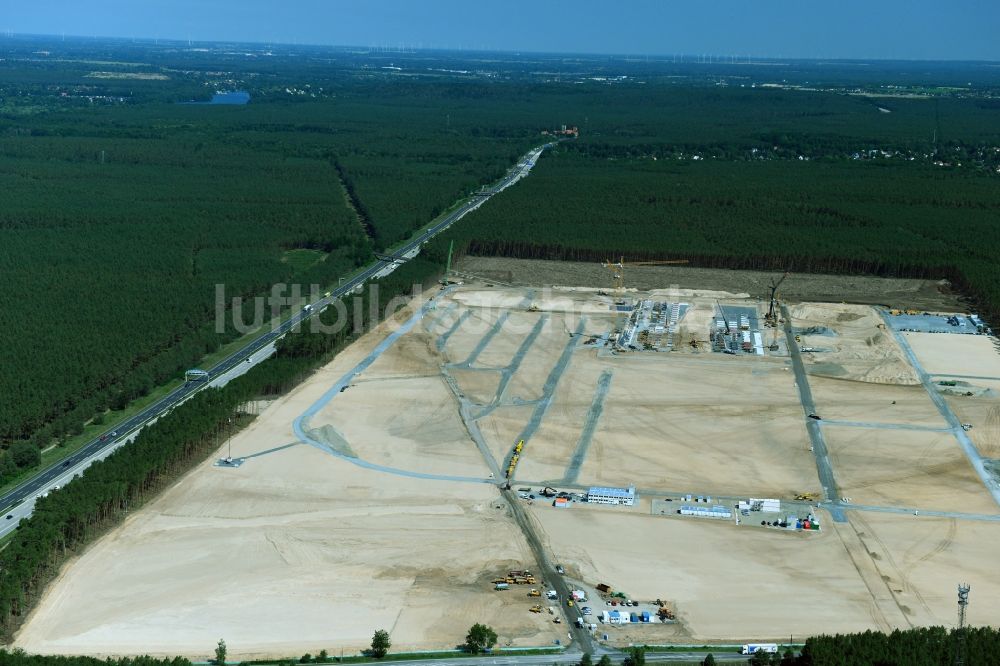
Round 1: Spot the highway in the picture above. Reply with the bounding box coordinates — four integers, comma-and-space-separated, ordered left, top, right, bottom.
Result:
280, 651, 749, 666
0, 143, 552, 536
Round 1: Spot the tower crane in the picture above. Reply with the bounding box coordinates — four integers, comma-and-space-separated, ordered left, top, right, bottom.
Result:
765, 272, 789, 325
601, 256, 689, 300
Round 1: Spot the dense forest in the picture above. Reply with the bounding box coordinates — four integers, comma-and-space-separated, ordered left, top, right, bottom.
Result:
439, 146, 1000, 321
0, 49, 537, 465
3, 35, 1000, 498
0, 654, 190, 666
789, 626, 1000, 665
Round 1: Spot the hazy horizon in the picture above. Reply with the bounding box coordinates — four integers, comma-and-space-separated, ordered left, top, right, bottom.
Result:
4, 0, 999, 62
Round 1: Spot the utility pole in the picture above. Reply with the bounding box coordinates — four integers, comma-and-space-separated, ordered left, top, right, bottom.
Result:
956, 583, 970, 666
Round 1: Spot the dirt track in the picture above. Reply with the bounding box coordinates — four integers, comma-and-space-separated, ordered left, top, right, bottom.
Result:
458, 257, 964, 311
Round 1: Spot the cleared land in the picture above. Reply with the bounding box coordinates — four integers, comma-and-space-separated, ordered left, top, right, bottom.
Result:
15, 307, 560, 658
457, 257, 966, 312
17, 275, 1000, 655
905, 331, 1000, 378
825, 428, 999, 514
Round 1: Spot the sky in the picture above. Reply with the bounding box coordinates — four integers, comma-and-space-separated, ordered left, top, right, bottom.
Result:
3, 0, 999, 61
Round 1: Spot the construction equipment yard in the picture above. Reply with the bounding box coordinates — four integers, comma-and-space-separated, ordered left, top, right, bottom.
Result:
16, 267, 1000, 658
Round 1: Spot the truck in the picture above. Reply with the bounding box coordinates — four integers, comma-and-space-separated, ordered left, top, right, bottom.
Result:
742, 644, 779, 655
494, 583, 509, 591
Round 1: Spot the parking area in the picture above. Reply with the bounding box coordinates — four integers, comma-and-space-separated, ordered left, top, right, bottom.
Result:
886, 311, 989, 335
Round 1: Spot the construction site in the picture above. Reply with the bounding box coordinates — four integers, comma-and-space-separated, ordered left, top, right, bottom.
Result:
16, 259, 1000, 657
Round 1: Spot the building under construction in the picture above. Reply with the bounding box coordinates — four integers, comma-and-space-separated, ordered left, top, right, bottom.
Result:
710, 303, 765, 355
615, 299, 689, 351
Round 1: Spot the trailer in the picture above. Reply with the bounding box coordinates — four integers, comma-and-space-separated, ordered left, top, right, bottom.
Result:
742, 644, 778, 655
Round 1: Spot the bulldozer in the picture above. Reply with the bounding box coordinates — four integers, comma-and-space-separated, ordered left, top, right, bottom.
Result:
529, 605, 543, 613
795, 492, 819, 501
527, 303, 540, 312
528, 589, 541, 597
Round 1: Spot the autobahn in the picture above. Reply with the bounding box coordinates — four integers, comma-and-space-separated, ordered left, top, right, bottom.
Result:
0, 143, 551, 532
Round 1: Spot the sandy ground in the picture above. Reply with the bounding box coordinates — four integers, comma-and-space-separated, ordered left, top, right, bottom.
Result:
945, 391, 1000, 459
457, 257, 965, 312
790, 303, 919, 385
530, 505, 880, 642
531, 505, 1000, 643
904, 332, 1000, 378
18, 280, 1000, 656
519, 352, 821, 497
824, 428, 999, 514
808, 376, 946, 428
15, 303, 560, 659
838, 512, 1000, 629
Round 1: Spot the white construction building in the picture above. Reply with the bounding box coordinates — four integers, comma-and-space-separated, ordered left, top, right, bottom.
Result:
587, 485, 636, 506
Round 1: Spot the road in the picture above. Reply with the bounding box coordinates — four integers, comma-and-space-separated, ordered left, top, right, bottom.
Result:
780, 305, 846, 523
501, 487, 597, 654
321, 652, 747, 666
0, 143, 552, 537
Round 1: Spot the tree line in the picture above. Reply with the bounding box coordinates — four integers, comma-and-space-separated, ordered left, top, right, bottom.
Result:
437, 149, 1000, 326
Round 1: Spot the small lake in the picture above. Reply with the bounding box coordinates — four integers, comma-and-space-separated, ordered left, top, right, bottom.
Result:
180, 91, 250, 105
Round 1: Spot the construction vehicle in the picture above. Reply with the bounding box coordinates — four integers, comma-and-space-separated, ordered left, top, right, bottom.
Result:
765, 272, 789, 325
528, 589, 541, 597
527, 304, 540, 312
795, 492, 819, 501
768, 326, 780, 352
889, 309, 902, 316
601, 256, 689, 300
529, 605, 542, 613
514, 439, 524, 454
553, 616, 562, 624
541, 487, 558, 498
657, 606, 676, 621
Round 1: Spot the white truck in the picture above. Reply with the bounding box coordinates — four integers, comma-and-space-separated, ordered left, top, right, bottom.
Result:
742, 643, 779, 655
